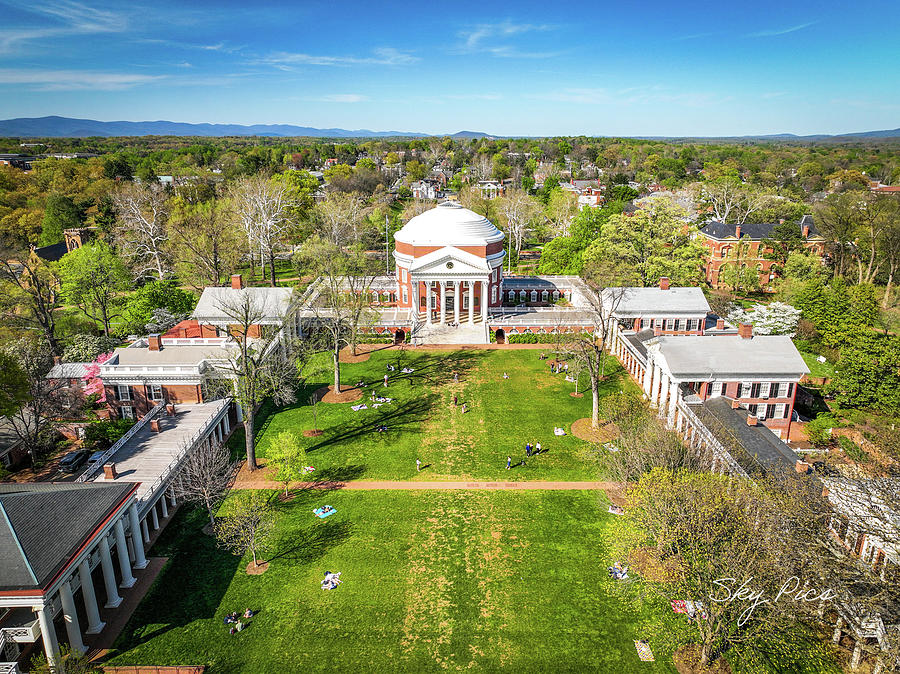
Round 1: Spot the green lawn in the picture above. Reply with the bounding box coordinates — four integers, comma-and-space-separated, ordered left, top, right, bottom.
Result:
105, 489, 687, 673
254, 348, 637, 482
798, 350, 836, 380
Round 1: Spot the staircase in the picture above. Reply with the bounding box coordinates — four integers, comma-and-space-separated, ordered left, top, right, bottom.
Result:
412, 316, 489, 345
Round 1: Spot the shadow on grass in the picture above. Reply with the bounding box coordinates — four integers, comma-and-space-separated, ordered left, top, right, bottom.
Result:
108, 507, 242, 656
304, 398, 436, 453
265, 519, 352, 565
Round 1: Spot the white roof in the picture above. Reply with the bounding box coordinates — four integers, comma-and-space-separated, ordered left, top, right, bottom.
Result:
394, 201, 505, 247
192, 287, 294, 323
654, 335, 809, 379
605, 286, 710, 317
46, 362, 90, 379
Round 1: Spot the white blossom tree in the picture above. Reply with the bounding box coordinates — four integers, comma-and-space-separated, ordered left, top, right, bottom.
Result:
727, 301, 801, 335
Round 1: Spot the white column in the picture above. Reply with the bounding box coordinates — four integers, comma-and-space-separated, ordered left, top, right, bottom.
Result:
129, 503, 148, 570
480, 281, 488, 320
657, 372, 669, 414
114, 519, 136, 588
99, 536, 122, 608
650, 367, 662, 407
426, 282, 433, 324
415, 279, 421, 319
36, 604, 59, 667
667, 380, 679, 427
141, 517, 150, 544
468, 282, 475, 324
453, 281, 460, 324
440, 282, 446, 324
643, 359, 654, 397
151, 504, 159, 530
79, 559, 105, 634
169, 490, 177, 507
59, 579, 85, 655
159, 495, 169, 519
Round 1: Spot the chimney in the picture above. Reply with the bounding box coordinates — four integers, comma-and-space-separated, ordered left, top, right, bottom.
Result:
795, 460, 811, 474
715, 318, 725, 330
148, 334, 162, 351
231, 273, 244, 290
150, 418, 161, 432
166, 403, 176, 416
778, 218, 785, 224
735, 224, 742, 239
738, 323, 753, 339
658, 277, 670, 290
747, 414, 758, 427
653, 326, 662, 337
103, 463, 117, 480
53, 355, 61, 365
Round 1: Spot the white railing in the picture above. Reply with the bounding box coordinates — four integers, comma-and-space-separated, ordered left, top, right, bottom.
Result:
160, 337, 229, 346
0, 663, 21, 674
76, 402, 166, 482
100, 364, 204, 376
676, 400, 749, 477
138, 399, 230, 512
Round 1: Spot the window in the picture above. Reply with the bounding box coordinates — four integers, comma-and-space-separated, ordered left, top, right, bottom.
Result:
464, 295, 469, 309
530, 290, 538, 302
541, 290, 549, 302
120, 405, 135, 420
420, 295, 427, 308
687, 319, 698, 331
552, 291, 559, 300
750, 383, 761, 398
740, 382, 752, 398
747, 404, 758, 415
519, 290, 526, 302
491, 287, 497, 303
775, 403, 786, 419
149, 384, 163, 401
787, 383, 795, 398
716, 382, 728, 396
401, 268, 407, 282
117, 385, 131, 401
760, 382, 771, 399
758, 405, 768, 419
402, 287, 408, 304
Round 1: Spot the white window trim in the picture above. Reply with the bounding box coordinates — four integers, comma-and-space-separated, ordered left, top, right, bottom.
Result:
117, 385, 131, 402
120, 405, 135, 420
150, 384, 163, 401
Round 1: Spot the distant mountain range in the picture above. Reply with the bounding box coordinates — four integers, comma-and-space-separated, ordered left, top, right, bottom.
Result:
0, 116, 495, 139
0, 116, 898, 141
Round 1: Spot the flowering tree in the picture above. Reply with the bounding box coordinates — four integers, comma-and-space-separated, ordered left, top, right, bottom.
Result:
727, 301, 801, 335
81, 352, 113, 403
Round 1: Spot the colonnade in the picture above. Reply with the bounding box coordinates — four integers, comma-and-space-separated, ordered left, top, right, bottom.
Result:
416, 278, 489, 325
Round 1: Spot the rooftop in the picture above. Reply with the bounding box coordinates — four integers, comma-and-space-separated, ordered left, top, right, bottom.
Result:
105, 341, 236, 367
697, 397, 802, 475
700, 215, 820, 241
605, 286, 711, 317
654, 334, 809, 378
90, 401, 228, 505
394, 201, 505, 247
192, 286, 294, 324
0, 482, 136, 591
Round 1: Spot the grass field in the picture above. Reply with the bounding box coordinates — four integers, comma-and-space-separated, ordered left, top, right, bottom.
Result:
798, 350, 837, 380
105, 489, 688, 673
251, 348, 637, 482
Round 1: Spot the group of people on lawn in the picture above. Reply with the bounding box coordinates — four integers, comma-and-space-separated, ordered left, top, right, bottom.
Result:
224, 608, 257, 634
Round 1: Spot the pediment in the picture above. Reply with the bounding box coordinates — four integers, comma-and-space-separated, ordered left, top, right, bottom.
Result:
408, 246, 490, 276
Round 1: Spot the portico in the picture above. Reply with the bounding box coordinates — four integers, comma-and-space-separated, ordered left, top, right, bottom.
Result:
393, 201, 505, 335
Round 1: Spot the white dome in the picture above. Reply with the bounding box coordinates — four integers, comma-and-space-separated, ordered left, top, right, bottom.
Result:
394, 201, 505, 247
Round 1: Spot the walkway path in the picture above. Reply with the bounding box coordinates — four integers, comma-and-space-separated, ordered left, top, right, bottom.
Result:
233, 479, 619, 491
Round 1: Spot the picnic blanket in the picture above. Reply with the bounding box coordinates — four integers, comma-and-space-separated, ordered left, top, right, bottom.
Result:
603, 442, 620, 453
554, 427, 566, 436
634, 640, 654, 662
321, 572, 342, 590
302, 466, 315, 474
608, 505, 625, 516
401, 367, 415, 373
565, 375, 576, 382
314, 506, 337, 518
351, 404, 368, 411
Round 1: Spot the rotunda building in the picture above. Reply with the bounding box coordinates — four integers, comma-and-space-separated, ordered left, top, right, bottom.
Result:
393, 201, 505, 325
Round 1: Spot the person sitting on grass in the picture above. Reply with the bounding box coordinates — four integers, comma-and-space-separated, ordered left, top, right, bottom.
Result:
244, 609, 256, 618
503, 372, 509, 379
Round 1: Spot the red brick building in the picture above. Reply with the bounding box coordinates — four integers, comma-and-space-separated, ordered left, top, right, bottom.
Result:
699, 215, 826, 289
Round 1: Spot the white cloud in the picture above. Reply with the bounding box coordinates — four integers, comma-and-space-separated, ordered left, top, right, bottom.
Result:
319, 94, 368, 103
0, 68, 164, 90
454, 21, 558, 58
0, 0, 127, 53
747, 22, 817, 38
259, 47, 418, 68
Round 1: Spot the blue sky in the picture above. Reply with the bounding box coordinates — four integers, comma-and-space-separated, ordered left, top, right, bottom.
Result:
0, 0, 898, 136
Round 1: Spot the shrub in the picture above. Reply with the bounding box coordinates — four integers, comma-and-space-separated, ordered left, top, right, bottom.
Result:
506, 333, 559, 344
83, 418, 136, 451
806, 414, 838, 447
838, 436, 869, 463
